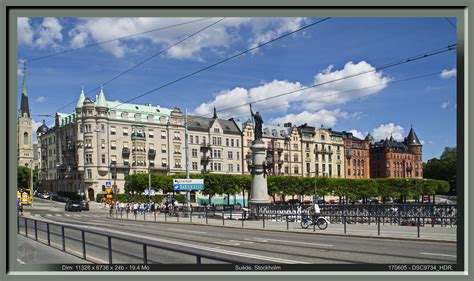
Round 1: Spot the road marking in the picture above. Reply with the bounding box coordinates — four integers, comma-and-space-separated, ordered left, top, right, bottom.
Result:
35, 217, 306, 264
214, 240, 255, 246
34, 214, 41, 217
64, 214, 71, 217
420, 252, 456, 258
46, 214, 52, 217
82, 214, 90, 217
55, 214, 62, 217
17, 258, 25, 264
247, 237, 333, 247
167, 228, 207, 235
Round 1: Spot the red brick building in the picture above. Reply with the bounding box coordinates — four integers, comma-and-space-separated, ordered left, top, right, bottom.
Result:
369, 127, 423, 178
335, 131, 371, 179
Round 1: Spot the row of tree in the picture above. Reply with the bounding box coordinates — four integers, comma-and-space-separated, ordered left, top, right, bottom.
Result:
423, 147, 457, 194
17, 166, 39, 191
125, 173, 449, 203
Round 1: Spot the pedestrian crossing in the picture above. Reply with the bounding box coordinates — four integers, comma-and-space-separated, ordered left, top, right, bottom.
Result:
30, 213, 106, 218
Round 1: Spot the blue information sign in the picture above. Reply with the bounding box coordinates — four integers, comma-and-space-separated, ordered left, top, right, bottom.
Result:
173, 179, 205, 191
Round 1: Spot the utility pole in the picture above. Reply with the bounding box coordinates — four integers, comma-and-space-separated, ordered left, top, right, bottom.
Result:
185, 108, 190, 212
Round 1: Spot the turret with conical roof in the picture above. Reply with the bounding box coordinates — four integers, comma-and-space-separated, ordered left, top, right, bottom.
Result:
405, 126, 422, 146
76, 85, 86, 108
96, 84, 107, 108
36, 120, 49, 135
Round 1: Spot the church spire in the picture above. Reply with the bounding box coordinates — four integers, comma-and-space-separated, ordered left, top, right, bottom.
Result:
20, 62, 30, 118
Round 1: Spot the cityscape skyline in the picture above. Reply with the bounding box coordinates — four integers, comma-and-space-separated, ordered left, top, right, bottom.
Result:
17, 17, 457, 161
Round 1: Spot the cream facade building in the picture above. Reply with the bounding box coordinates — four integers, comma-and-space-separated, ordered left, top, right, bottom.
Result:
298, 124, 345, 178
242, 121, 302, 176
38, 87, 187, 201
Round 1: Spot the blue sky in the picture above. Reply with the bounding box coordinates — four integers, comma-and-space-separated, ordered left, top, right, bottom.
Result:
17, 17, 457, 161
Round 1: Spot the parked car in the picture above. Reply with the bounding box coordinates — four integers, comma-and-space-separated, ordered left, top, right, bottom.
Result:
65, 200, 82, 212
41, 192, 50, 199
80, 200, 89, 210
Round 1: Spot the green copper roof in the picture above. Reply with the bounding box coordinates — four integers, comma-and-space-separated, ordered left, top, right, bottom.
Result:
96, 85, 107, 108
76, 86, 86, 108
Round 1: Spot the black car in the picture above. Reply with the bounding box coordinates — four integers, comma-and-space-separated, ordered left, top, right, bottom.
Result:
65, 200, 82, 212
80, 200, 89, 211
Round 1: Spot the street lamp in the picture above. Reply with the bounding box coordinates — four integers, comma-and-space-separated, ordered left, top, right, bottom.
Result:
111, 161, 117, 212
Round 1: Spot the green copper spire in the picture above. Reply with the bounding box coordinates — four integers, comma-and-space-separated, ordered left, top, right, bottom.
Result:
96, 84, 107, 108
76, 85, 86, 108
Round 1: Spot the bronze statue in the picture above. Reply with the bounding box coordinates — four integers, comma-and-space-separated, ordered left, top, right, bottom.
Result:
250, 104, 263, 142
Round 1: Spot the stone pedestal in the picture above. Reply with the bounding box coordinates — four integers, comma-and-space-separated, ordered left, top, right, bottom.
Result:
249, 140, 270, 216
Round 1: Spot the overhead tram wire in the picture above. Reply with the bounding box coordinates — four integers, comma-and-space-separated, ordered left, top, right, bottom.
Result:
49, 17, 226, 114
27, 17, 214, 63
54, 69, 447, 153
209, 43, 457, 116
444, 18, 456, 29
85, 17, 227, 95
240, 71, 445, 114
109, 17, 332, 110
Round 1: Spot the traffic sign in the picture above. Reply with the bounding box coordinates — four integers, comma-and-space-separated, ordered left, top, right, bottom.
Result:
173, 179, 205, 191
105, 181, 111, 188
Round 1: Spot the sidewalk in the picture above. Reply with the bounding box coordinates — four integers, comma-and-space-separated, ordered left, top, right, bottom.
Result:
17, 234, 91, 264
108, 211, 457, 242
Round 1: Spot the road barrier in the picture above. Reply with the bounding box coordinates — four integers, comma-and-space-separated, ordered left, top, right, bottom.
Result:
17, 216, 249, 264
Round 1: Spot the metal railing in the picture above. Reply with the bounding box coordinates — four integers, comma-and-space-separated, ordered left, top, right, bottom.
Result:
17, 216, 246, 264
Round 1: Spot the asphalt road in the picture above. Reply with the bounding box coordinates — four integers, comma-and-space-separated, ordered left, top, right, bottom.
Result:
19, 198, 457, 265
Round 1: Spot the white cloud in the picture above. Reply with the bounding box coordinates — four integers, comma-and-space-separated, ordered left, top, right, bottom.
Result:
420, 140, 425, 145
440, 68, 456, 79
17, 58, 26, 77
441, 100, 450, 109
35, 96, 46, 103
349, 129, 368, 140
68, 17, 308, 59
192, 61, 389, 118
371, 123, 405, 142
269, 109, 348, 128
32, 120, 43, 142
17, 18, 34, 45
17, 17, 64, 50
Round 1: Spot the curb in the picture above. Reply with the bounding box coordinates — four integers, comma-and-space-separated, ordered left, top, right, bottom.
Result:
106, 216, 456, 244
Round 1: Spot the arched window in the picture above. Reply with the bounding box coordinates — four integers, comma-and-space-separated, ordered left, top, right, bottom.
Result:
23, 132, 28, 145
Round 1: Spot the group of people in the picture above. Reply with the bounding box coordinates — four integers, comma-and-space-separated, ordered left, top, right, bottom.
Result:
111, 200, 180, 215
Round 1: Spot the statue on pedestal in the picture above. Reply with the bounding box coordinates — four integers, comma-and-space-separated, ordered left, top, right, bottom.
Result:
250, 104, 263, 142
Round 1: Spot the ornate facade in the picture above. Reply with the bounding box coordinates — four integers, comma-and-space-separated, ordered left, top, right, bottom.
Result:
17, 65, 34, 168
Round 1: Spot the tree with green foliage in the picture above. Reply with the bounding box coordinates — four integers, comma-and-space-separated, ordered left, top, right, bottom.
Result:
17, 166, 38, 190
424, 147, 457, 194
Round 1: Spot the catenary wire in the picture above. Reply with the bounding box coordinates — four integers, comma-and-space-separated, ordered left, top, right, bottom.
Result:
27, 17, 214, 63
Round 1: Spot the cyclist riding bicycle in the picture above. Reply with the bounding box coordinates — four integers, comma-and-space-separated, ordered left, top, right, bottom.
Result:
312, 201, 321, 222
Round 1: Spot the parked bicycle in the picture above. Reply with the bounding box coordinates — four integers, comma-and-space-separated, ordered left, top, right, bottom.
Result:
300, 215, 329, 230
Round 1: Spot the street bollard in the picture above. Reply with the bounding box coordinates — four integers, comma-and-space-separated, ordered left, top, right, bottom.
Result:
190, 210, 193, 223
263, 214, 266, 229
222, 210, 225, 226
121, 210, 123, 219
242, 211, 245, 228
165, 211, 167, 222
343, 215, 347, 234
34, 220, 38, 241
61, 226, 66, 251
417, 217, 420, 238
286, 215, 289, 230
47, 223, 50, 246
177, 212, 180, 223
82, 230, 86, 259
154, 211, 156, 222
108, 236, 112, 264
206, 209, 208, 224
25, 218, 28, 237
143, 244, 148, 265
377, 216, 380, 236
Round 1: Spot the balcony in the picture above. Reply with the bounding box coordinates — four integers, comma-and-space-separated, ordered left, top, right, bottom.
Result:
315, 148, 332, 154
122, 147, 130, 158
277, 148, 284, 154
131, 132, 146, 141
174, 164, 182, 169
148, 149, 156, 160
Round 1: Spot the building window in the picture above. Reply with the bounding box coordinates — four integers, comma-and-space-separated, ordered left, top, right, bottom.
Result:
294, 166, 299, 174
329, 164, 332, 177
85, 138, 92, 148
293, 155, 298, 162
192, 162, 198, 170
214, 128, 220, 133
161, 130, 166, 139
189, 135, 193, 144
148, 129, 154, 138
23, 132, 28, 145
111, 126, 116, 135
101, 139, 105, 149
236, 151, 240, 160
85, 153, 92, 164
174, 132, 181, 140
195, 136, 199, 144
101, 154, 106, 164
192, 148, 198, 158
111, 141, 116, 150
348, 169, 351, 176
161, 158, 167, 167
226, 138, 229, 146
87, 169, 92, 179
237, 164, 240, 172
228, 151, 233, 159
161, 144, 166, 153
111, 155, 117, 163
123, 127, 129, 136
337, 165, 341, 177
228, 164, 233, 172
284, 166, 289, 174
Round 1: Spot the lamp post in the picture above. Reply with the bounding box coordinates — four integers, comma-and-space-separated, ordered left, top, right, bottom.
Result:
111, 162, 117, 211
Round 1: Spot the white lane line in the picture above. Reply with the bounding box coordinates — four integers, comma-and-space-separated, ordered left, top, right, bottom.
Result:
167, 228, 207, 235
34, 214, 41, 217
73, 214, 81, 217
214, 240, 255, 246
46, 214, 52, 217
35, 217, 306, 264
64, 214, 71, 217
17, 258, 25, 264
420, 252, 456, 258
55, 214, 62, 217
247, 237, 333, 247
